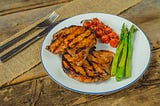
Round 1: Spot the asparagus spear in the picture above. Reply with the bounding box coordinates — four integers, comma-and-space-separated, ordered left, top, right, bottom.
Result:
120, 23, 125, 42
125, 25, 137, 78
116, 29, 128, 81
111, 24, 125, 76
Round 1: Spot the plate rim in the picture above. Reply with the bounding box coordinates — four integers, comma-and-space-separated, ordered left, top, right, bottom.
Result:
40, 12, 152, 94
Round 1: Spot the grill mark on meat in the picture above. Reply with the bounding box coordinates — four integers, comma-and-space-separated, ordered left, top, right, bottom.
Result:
88, 51, 113, 74
65, 33, 96, 66
47, 26, 97, 66
62, 50, 114, 82
69, 34, 96, 54
46, 30, 70, 53
52, 26, 86, 54
91, 51, 100, 58
82, 61, 100, 78
53, 28, 68, 40
81, 65, 89, 76
47, 26, 115, 82
62, 28, 87, 43
91, 62, 104, 75
74, 27, 88, 38
87, 51, 112, 76
91, 61, 109, 75
86, 57, 97, 72
104, 69, 110, 75
62, 54, 83, 75
49, 33, 70, 53
75, 47, 86, 54
63, 52, 88, 76
61, 27, 86, 43
48, 26, 83, 48
69, 34, 91, 48
53, 25, 81, 40
62, 52, 88, 76
68, 29, 92, 48
62, 61, 72, 74
89, 47, 96, 54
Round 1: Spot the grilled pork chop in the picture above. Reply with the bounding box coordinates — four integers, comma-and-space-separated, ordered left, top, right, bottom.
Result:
62, 50, 114, 83
46, 25, 85, 54
46, 25, 97, 66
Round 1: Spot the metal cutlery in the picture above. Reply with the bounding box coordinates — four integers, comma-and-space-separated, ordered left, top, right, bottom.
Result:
0, 11, 59, 53
0, 12, 61, 62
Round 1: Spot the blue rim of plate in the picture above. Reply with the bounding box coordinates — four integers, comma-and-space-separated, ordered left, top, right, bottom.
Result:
40, 13, 152, 95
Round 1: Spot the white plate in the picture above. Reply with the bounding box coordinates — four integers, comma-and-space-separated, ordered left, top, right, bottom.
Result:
40, 13, 151, 94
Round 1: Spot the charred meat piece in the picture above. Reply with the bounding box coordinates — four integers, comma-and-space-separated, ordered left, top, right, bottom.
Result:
46, 25, 97, 66
66, 30, 96, 66
62, 50, 114, 83
46, 25, 86, 54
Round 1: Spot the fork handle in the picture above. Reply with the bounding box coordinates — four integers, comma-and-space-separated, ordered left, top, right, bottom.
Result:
0, 18, 67, 62
0, 20, 60, 62
0, 24, 41, 53
0, 32, 43, 62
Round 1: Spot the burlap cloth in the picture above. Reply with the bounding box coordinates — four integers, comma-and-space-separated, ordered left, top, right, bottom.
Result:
0, 0, 142, 86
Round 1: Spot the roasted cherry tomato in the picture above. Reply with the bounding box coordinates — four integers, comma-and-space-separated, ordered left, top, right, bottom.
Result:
104, 27, 112, 34
108, 32, 119, 39
82, 18, 119, 48
110, 38, 119, 48
100, 35, 110, 44
83, 20, 90, 27
92, 18, 100, 25
95, 29, 103, 37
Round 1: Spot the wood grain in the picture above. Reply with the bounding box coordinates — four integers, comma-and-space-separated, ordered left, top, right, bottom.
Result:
0, 0, 73, 16
3, 0, 159, 87
0, 4, 64, 43
0, 0, 160, 106
0, 0, 143, 87
0, 68, 159, 106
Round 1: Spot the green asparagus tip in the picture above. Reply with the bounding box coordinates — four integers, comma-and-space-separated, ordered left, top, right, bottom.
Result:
130, 25, 138, 33
122, 23, 125, 29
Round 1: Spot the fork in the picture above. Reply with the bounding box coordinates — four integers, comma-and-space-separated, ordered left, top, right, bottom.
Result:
0, 11, 59, 53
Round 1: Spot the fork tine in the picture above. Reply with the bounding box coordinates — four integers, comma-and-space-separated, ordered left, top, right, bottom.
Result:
0, 11, 59, 53
48, 11, 56, 18
48, 11, 59, 22
36, 11, 59, 28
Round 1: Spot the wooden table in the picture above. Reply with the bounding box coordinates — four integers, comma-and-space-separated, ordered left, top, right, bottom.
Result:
0, 0, 160, 105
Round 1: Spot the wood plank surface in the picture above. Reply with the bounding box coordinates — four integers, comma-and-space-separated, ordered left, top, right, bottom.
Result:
0, 4, 64, 43
3, 0, 159, 87
0, 0, 160, 106
0, 0, 73, 16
